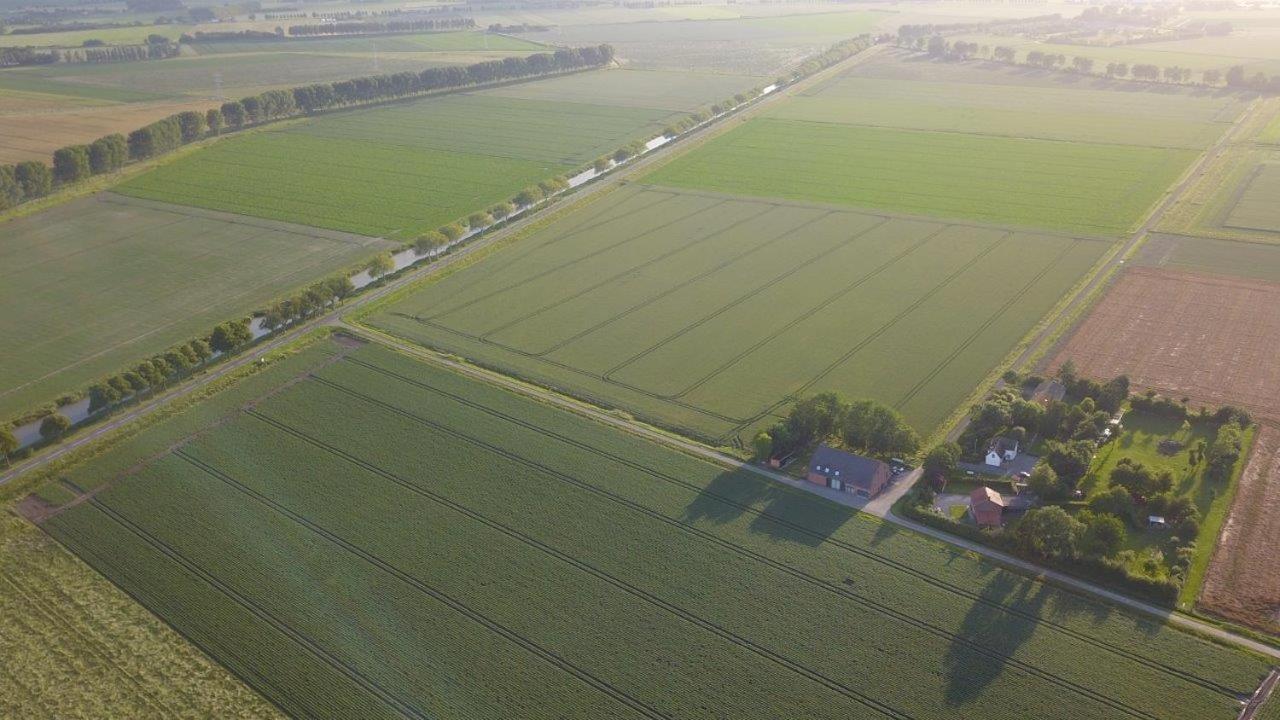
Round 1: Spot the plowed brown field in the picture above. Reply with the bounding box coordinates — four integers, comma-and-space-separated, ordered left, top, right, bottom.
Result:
1201, 424, 1280, 634
1050, 267, 1280, 423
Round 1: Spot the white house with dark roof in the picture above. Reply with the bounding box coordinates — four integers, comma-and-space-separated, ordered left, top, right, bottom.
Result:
985, 436, 1019, 467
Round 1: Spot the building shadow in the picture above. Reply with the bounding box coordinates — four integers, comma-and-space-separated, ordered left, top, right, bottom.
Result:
679, 468, 773, 526
747, 488, 856, 546
944, 572, 1049, 705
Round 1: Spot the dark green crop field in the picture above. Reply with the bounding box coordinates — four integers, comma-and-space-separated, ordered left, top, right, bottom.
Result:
32, 337, 1271, 720
644, 118, 1196, 235
117, 91, 683, 238
364, 185, 1109, 442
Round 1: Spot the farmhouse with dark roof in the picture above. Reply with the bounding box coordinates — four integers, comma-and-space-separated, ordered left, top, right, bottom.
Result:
806, 445, 891, 498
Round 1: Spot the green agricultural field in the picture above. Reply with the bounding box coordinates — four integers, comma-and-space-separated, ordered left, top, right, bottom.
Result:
363, 185, 1109, 442
118, 90, 683, 238
646, 118, 1194, 235
773, 70, 1239, 149
0, 514, 282, 718
1223, 163, 1280, 233
945, 32, 1280, 75
0, 195, 393, 421
185, 30, 546, 55
28, 335, 1272, 719
482, 67, 763, 111
1136, 233, 1280, 283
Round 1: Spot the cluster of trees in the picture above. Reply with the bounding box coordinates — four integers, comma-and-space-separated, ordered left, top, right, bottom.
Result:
1, 45, 616, 213
179, 29, 282, 43
1012, 506, 1126, 561
752, 392, 919, 462
916, 36, 1280, 92
287, 17, 474, 36
488, 23, 551, 33
1, 38, 177, 67
780, 34, 875, 85
260, 277, 356, 332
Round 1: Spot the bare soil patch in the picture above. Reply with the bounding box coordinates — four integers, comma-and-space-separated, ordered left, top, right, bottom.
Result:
0, 99, 217, 164
1050, 267, 1280, 424
1201, 425, 1280, 635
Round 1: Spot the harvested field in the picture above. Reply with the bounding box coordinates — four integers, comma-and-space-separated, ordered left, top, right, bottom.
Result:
364, 185, 1109, 442
645, 117, 1193, 235
0, 194, 393, 421
1049, 267, 1280, 424
1201, 425, 1280, 635
29, 335, 1273, 719
0, 98, 218, 165
0, 514, 281, 719
1224, 163, 1280, 234
118, 90, 683, 238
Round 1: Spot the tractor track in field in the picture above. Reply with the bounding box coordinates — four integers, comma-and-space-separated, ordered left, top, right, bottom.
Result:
333, 352, 1267, 692
297, 361, 1244, 706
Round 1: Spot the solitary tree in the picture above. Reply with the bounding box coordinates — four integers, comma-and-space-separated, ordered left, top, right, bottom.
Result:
1013, 506, 1082, 559
0, 425, 18, 462
210, 320, 252, 354
365, 252, 395, 279
52, 145, 91, 184
39, 413, 71, 442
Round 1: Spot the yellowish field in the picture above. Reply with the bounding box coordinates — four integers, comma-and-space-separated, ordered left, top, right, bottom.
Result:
0, 99, 218, 165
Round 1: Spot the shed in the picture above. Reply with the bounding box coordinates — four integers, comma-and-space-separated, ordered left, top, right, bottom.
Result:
1030, 378, 1067, 406
807, 445, 891, 498
970, 486, 1006, 527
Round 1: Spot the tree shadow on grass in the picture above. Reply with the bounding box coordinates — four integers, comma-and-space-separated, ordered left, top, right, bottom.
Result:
679, 468, 774, 526
945, 572, 1050, 706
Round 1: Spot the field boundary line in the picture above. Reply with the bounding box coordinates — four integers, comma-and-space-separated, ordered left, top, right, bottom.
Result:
65, 491, 430, 720
328, 354, 1248, 695
306, 370, 1222, 716
172, 450, 672, 720
245, 403, 916, 720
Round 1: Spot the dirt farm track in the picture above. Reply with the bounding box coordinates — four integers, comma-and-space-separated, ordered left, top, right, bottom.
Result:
1201, 425, 1280, 634
1050, 267, 1280, 425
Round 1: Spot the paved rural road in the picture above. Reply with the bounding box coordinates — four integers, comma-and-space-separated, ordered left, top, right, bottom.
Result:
6, 46, 1277, 667
349, 326, 1280, 663
0, 44, 878, 490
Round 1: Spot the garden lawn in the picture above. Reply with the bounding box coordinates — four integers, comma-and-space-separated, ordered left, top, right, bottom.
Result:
363, 185, 1110, 443
117, 93, 679, 238
33, 336, 1272, 720
644, 118, 1196, 235
1077, 409, 1253, 606
0, 195, 393, 421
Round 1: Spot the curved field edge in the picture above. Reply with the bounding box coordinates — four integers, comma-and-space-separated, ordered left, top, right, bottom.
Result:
22, 334, 1276, 719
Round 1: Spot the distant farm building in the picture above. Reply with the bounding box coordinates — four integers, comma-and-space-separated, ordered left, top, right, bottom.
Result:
970, 487, 1007, 527
985, 436, 1020, 467
1030, 378, 1067, 406
806, 445, 890, 498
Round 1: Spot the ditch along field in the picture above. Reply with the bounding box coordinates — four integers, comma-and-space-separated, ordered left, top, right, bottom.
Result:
1201, 424, 1280, 635
23, 335, 1274, 720
0, 194, 393, 421
364, 184, 1109, 443
1048, 267, 1280, 426
116, 68, 743, 239
0, 514, 282, 719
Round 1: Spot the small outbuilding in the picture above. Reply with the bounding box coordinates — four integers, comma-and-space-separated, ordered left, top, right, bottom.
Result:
1030, 378, 1067, 406
807, 445, 891, 498
970, 487, 1006, 527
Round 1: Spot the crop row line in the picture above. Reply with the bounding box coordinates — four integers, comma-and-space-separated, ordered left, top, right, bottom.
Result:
0, 566, 183, 718
478, 202, 779, 341
338, 354, 1243, 697
298, 373, 1170, 718
534, 210, 858, 358
889, 240, 1080, 411
425, 196, 723, 323
244, 403, 913, 720
40, 510, 326, 720
667, 227, 1010, 402
173, 449, 670, 720
71, 491, 430, 720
